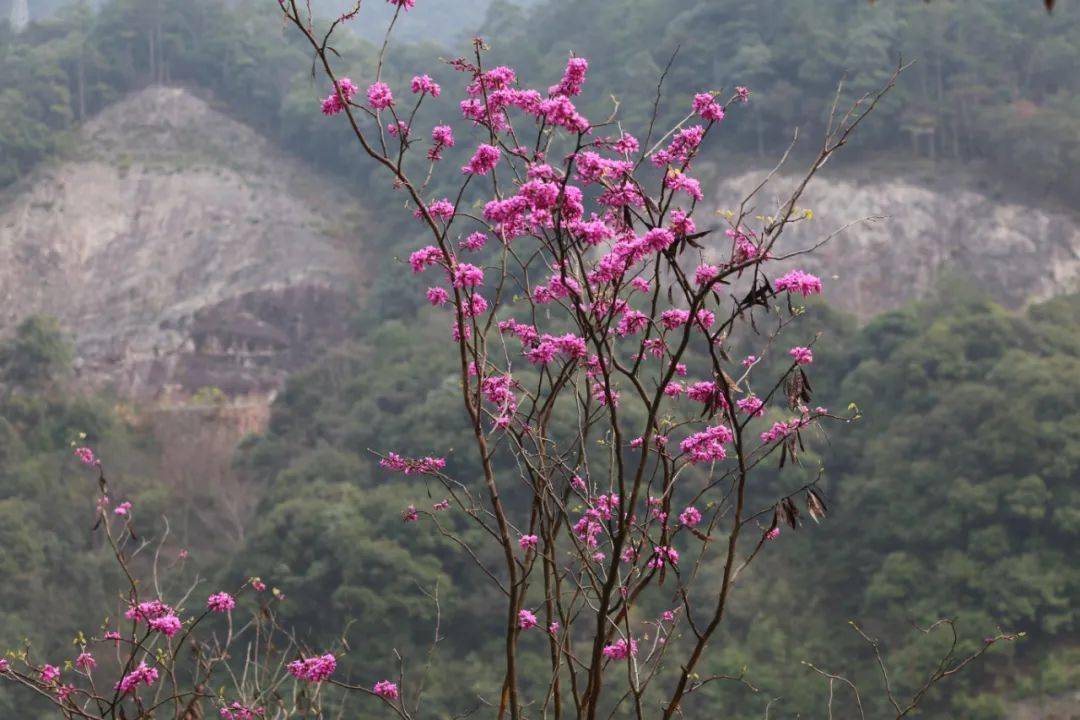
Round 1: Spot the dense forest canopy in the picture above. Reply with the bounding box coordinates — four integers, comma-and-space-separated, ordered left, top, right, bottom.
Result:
1, 0, 1077, 199
0, 0, 1077, 717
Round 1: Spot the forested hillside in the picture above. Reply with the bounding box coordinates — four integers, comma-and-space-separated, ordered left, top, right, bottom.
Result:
0, 0, 1077, 717
6, 292, 1074, 717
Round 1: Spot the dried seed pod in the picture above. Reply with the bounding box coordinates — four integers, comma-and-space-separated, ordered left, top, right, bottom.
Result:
807, 488, 828, 523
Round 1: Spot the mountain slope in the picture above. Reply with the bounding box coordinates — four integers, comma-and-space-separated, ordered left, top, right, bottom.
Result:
712, 166, 1080, 319
0, 86, 366, 399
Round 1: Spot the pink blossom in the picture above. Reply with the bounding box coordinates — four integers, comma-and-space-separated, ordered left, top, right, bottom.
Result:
670, 209, 697, 237
426, 287, 450, 306
775, 270, 823, 297
665, 172, 703, 200
549, 56, 588, 97
647, 546, 679, 568
518, 535, 539, 551
538, 95, 590, 133
789, 346, 813, 365
695, 264, 719, 286
613, 132, 639, 155
429, 125, 455, 160
602, 638, 638, 661
379, 452, 446, 475
320, 78, 358, 116
425, 199, 456, 221
661, 309, 690, 329
252, 578, 267, 592
462, 144, 501, 175
548, 622, 560, 635
373, 679, 399, 700
220, 702, 265, 720
287, 654, 336, 682
737, 395, 765, 417
616, 310, 649, 336
680, 425, 733, 464
736, 86, 751, 103
410, 74, 440, 96
643, 227, 676, 252
75, 652, 96, 672
0, 659, 9, 673
41, 664, 61, 684
126, 599, 172, 622
692, 92, 725, 122
366, 82, 394, 110
57, 684, 76, 702
460, 232, 487, 251
687, 381, 726, 411
74, 446, 99, 466
518, 609, 538, 629
742, 355, 758, 368
453, 263, 484, 288
321, 94, 345, 116
409, 245, 443, 273
402, 505, 419, 523
662, 610, 676, 622
115, 662, 158, 694
433, 499, 450, 511
766, 527, 781, 540
148, 614, 182, 637
207, 592, 236, 613
114, 501, 132, 516
679, 506, 702, 527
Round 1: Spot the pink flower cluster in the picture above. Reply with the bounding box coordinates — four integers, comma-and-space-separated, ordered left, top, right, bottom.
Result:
692, 92, 725, 122
737, 395, 765, 417
518, 609, 538, 629
789, 346, 813, 365
287, 653, 337, 682
602, 638, 638, 661
679, 424, 733, 464
462, 143, 501, 175
679, 506, 702, 527
549, 56, 588, 97
775, 270, 823, 297
220, 703, 265, 720
374, 679, 399, 700
367, 81, 394, 110
207, 592, 236, 613
429, 125, 455, 160
126, 599, 182, 636
115, 662, 159, 694
321, 77, 358, 116
647, 545, 679, 569
73, 446, 98, 466
410, 74, 440, 96
379, 452, 446, 475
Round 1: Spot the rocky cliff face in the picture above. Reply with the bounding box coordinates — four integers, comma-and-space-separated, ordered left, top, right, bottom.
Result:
0, 86, 365, 399
713, 168, 1080, 319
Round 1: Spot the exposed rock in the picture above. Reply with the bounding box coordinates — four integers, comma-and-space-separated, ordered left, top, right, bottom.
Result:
712, 168, 1080, 320
0, 86, 365, 399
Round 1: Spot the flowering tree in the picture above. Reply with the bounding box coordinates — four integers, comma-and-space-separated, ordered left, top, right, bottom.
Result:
0, 2, 1021, 718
